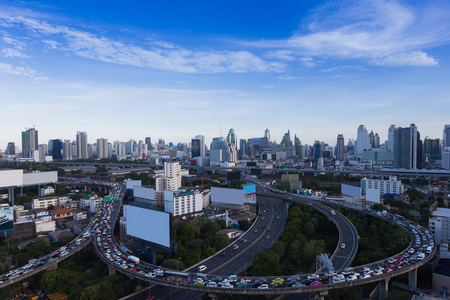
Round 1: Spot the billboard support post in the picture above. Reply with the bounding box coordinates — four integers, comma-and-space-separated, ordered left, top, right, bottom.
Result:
20, 187, 23, 197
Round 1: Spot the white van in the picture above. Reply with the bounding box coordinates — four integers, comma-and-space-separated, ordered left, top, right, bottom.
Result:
227, 275, 237, 283
198, 265, 207, 272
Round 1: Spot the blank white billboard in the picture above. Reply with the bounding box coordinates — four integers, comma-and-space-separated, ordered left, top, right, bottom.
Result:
211, 187, 244, 205
0, 170, 23, 188
126, 180, 142, 189
366, 188, 381, 203
23, 171, 58, 185
125, 205, 170, 248
134, 187, 155, 200
341, 184, 361, 199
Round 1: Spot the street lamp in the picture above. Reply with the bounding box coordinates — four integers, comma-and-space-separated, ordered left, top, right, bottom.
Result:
176, 257, 181, 286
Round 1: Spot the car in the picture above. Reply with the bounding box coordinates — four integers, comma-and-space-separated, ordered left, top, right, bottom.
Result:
207, 281, 217, 287
266, 235, 270, 240
307, 274, 319, 280
341, 243, 346, 249
220, 252, 226, 256
258, 284, 269, 289
310, 281, 322, 286
233, 245, 239, 250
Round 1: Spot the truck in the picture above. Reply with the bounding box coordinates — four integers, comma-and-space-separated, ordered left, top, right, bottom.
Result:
128, 255, 140, 264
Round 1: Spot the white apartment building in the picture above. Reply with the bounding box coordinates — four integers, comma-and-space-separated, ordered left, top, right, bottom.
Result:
73, 210, 88, 221
90, 197, 103, 213
164, 190, 203, 216
32, 196, 70, 209
79, 194, 100, 210
35, 215, 56, 234
429, 207, 450, 244
201, 190, 211, 208
155, 161, 183, 205
40, 186, 55, 197
360, 176, 404, 196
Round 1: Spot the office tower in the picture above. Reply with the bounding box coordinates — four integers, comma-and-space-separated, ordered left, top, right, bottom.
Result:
336, 134, 345, 162
76, 131, 88, 159
145, 137, 152, 151
444, 125, 450, 147
388, 125, 397, 152
157, 138, 165, 150
48, 139, 63, 160
191, 135, 205, 158
281, 130, 292, 148
294, 135, 303, 159
22, 128, 38, 158
239, 139, 247, 158
6, 142, 15, 155
372, 133, 380, 148
88, 144, 96, 159
423, 137, 442, 162
442, 147, 450, 170
369, 130, 374, 148
63, 140, 72, 160
191, 138, 202, 158
393, 124, 422, 169
226, 129, 237, 146
313, 140, 322, 161
356, 125, 370, 155
264, 128, 270, 143
125, 140, 136, 156
97, 138, 108, 159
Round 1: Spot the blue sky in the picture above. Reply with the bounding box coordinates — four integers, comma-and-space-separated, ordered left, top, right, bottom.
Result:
1, 0, 450, 149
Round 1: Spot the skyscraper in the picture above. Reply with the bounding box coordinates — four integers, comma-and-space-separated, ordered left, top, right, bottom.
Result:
226, 129, 237, 145
264, 128, 270, 143
356, 125, 370, 155
393, 124, 422, 169
97, 138, 108, 159
63, 140, 72, 160
294, 134, 303, 159
281, 130, 292, 148
22, 128, 38, 158
145, 137, 152, 151
76, 131, 88, 159
6, 142, 15, 155
444, 125, 450, 147
336, 134, 345, 162
48, 139, 63, 159
388, 125, 397, 152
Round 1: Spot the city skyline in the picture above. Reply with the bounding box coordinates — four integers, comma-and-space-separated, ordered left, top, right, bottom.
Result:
1, 1, 450, 147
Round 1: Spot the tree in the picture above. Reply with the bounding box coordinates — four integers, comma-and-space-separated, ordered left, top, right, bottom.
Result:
215, 234, 230, 250
238, 219, 250, 231
41, 271, 59, 292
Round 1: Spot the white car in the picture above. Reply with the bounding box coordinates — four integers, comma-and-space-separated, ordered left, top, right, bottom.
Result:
307, 274, 319, 280
258, 284, 269, 289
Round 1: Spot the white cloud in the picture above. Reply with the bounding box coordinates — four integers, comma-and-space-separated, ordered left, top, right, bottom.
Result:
0, 14, 283, 73
253, 0, 450, 66
0, 61, 46, 81
2, 48, 29, 58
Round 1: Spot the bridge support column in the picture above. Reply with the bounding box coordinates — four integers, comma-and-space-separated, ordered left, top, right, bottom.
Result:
49, 263, 58, 271
378, 278, 389, 300
408, 268, 417, 290
208, 293, 218, 300
108, 265, 116, 275
319, 290, 328, 300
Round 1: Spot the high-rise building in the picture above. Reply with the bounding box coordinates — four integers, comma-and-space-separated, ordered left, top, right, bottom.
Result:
442, 147, 450, 170
22, 128, 38, 158
76, 131, 88, 159
281, 130, 292, 148
226, 129, 237, 146
294, 135, 303, 159
264, 128, 270, 143
63, 140, 72, 160
393, 124, 422, 169
155, 161, 182, 204
356, 125, 370, 155
423, 137, 442, 163
48, 139, 63, 160
6, 142, 15, 155
145, 137, 152, 151
336, 134, 345, 162
97, 138, 108, 159
372, 133, 380, 148
444, 125, 450, 147
388, 125, 397, 152
191, 135, 205, 158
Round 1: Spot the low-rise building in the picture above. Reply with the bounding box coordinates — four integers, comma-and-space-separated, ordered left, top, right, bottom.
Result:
40, 186, 55, 197
35, 215, 56, 234
73, 210, 88, 221
430, 207, 450, 244
51, 208, 74, 220
32, 196, 71, 209
360, 176, 404, 196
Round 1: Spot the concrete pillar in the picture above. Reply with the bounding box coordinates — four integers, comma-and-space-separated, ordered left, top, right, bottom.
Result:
408, 268, 417, 290
49, 262, 58, 271
208, 293, 218, 300
9, 187, 15, 207
108, 265, 116, 275
378, 278, 389, 300
38, 185, 41, 197
319, 290, 329, 300
20, 187, 23, 197
54, 183, 57, 191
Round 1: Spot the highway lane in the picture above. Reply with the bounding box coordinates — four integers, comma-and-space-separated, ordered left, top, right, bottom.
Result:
121, 195, 288, 300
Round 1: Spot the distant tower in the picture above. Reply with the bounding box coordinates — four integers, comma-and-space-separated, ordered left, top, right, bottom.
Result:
444, 125, 450, 147
22, 128, 38, 158
336, 134, 345, 162
281, 130, 291, 148
6, 142, 15, 155
48, 139, 63, 159
264, 128, 270, 142
356, 125, 370, 155
97, 138, 109, 159
393, 124, 422, 169
63, 140, 72, 160
388, 125, 397, 153
76, 131, 88, 159
226, 129, 237, 145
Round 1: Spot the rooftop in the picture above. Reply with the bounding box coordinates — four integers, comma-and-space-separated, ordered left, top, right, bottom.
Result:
433, 259, 450, 278
431, 207, 450, 218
